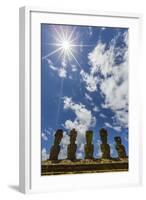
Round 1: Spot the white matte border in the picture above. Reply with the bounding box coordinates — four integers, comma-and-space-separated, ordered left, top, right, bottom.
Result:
20, 7, 142, 193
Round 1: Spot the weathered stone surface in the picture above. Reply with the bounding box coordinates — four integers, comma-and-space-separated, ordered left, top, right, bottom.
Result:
41, 158, 128, 175
99, 128, 111, 159
49, 129, 63, 161
85, 130, 94, 159
114, 136, 127, 158
67, 129, 77, 161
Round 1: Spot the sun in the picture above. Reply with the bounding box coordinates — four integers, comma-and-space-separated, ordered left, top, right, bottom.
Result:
61, 40, 71, 51
42, 25, 92, 66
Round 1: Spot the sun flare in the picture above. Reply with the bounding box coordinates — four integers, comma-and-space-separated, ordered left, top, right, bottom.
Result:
61, 40, 71, 51
42, 25, 92, 68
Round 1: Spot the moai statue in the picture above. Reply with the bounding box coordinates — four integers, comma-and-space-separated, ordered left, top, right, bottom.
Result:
49, 129, 63, 162
114, 136, 126, 159
99, 128, 111, 159
84, 130, 94, 159
67, 129, 77, 161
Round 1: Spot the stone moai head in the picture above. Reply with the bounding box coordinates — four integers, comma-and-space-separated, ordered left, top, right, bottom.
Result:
70, 129, 77, 144
100, 128, 108, 144
54, 129, 63, 145
114, 136, 121, 145
86, 130, 93, 145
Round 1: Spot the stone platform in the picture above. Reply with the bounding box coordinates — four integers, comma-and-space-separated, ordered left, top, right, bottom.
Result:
41, 158, 128, 175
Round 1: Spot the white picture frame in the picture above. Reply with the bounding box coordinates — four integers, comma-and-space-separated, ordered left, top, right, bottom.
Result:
19, 6, 142, 194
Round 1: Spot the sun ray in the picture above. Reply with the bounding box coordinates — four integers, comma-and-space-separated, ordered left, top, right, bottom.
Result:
53, 25, 63, 41
60, 26, 66, 40
43, 25, 94, 71
55, 49, 65, 63
71, 44, 94, 47
69, 50, 82, 69
68, 26, 76, 41
42, 47, 63, 59
46, 43, 64, 46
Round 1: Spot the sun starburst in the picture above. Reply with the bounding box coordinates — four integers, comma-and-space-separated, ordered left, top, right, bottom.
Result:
42, 25, 93, 68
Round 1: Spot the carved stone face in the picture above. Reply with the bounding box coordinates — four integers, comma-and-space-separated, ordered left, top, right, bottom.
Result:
99, 128, 108, 143
70, 129, 77, 143
54, 129, 63, 145
114, 136, 121, 145
86, 131, 93, 144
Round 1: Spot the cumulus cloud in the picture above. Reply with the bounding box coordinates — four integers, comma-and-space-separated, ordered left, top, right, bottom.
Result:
95, 140, 102, 158
43, 128, 52, 136
71, 64, 78, 72
80, 70, 98, 92
85, 93, 93, 101
58, 67, 67, 78
76, 143, 84, 159
99, 113, 107, 118
58, 132, 70, 160
42, 148, 49, 161
63, 96, 96, 142
41, 132, 48, 141
82, 31, 128, 129
124, 135, 128, 142
58, 132, 86, 160
104, 122, 121, 132
112, 126, 121, 132
93, 106, 100, 112
47, 58, 67, 79
104, 122, 113, 128
109, 143, 118, 158
76, 152, 83, 159
47, 59, 58, 71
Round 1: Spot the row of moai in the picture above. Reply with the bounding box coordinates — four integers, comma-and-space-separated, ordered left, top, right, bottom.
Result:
49, 128, 127, 162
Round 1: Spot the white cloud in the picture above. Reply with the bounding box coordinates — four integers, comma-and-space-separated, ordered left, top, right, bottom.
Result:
124, 135, 128, 142
109, 143, 118, 157
58, 132, 70, 160
104, 122, 113, 128
85, 93, 92, 101
47, 58, 67, 79
84, 31, 129, 129
71, 64, 77, 72
104, 122, 121, 132
58, 67, 67, 78
95, 140, 102, 158
41, 132, 48, 141
112, 126, 121, 132
42, 148, 49, 161
63, 96, 96, 145
61, 59, 67, 67
47, 59, 58, 71
44, 128, 52, 136
76, 143, 85, 159
93, 106, 100, 112
99, 113, 107, 118
78, 143, 84, 152
76, 152, 83, 159
80, 70, 98, 92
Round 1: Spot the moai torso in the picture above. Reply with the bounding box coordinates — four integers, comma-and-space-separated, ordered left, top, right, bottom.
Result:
67, 129, 77, 161
114, 137, 126, 159
99, 128, 110, 159
49, 145, 61, 160
85, 130, 94, 159
49, 129, 63, 162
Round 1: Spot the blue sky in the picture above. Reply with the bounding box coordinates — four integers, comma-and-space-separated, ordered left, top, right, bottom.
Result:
41, 24, 128, 160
